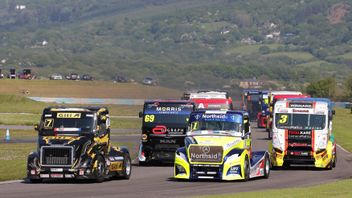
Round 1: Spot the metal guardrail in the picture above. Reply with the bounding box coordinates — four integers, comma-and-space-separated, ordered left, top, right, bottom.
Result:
332, 102, 352, 108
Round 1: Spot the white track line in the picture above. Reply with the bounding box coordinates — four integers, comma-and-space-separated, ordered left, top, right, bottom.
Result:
0, 180, 23, 185
337, 144, 351, 154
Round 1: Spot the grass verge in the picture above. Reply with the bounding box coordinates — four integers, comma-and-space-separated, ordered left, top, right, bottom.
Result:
201, 179, 352, 198
332, 108, 352, 151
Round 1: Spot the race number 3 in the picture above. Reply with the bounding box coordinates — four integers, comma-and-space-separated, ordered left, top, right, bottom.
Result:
144, 114, 155, 122
279, 114, 288, 124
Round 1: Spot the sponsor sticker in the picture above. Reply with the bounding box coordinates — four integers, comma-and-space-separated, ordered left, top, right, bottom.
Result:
57, 113, 81, 118
189, 146, 223, 163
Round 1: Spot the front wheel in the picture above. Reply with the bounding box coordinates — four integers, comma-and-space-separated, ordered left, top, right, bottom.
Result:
332, 150, 337, 168
243, 156, 250, 182
94, 155, 107, 183
121, 154, 132, 179
263, 154, 270, 179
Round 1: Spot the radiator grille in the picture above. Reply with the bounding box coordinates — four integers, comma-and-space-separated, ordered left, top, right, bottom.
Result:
41, 146, 73, 166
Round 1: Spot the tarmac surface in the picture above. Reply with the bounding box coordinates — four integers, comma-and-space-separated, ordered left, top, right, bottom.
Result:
0, 126, 351, 198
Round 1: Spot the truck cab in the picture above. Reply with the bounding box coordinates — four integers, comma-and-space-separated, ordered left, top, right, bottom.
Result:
189, 90, 233, 110
270, 98, 336, 169
138, 100, 195, 165
27, 107, 131, 182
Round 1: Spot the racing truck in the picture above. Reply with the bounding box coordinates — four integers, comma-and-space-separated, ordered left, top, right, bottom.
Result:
174, 110, 270, 181
241, 89, 262, 121
257, 91, 269, 128
266, 91, 308, 139
270, 98, 336, 169
27, 107, 132, 183
188, 90, 233, 110
138, 100, 195, 165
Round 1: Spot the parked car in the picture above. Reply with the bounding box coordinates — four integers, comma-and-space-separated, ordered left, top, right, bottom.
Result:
115, 75, 128, 83
142, 77, 156, 86
0, 69, 4, 79
82, 74, 93, 81
66, 73, 80, 80
18, 69, 34, 80
49, 73, 63, 80
8, 68, 16, 79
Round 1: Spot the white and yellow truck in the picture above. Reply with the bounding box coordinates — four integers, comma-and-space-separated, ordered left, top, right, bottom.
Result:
270, 98, 336, 169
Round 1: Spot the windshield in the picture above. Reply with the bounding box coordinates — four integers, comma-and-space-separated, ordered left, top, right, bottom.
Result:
188, 113, 243, 136
191, 121, 241, 131
143, 102, 194, 126
52, 117, 94, 129
40, 112, 95, 134
275, 113, 326, 130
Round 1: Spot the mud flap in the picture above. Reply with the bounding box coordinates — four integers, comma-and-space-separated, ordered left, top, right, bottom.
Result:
249, 151, 268, 178
138, 141, 146, 162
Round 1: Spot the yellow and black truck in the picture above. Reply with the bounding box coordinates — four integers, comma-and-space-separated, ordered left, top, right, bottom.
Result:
27, 107, 131, 183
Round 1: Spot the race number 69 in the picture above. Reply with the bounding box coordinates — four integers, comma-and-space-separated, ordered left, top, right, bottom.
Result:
144, 114, 155, 122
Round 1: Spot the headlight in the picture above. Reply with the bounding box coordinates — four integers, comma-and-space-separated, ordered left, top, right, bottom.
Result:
175, 164, 186, 175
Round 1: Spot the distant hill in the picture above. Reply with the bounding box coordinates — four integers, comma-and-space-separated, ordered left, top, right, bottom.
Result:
0, 0, 351, 91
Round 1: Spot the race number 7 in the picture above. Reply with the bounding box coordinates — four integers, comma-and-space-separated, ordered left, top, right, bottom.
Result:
279, 114, 288, 124
44, 119, 54, 129
144, 114, 155, 122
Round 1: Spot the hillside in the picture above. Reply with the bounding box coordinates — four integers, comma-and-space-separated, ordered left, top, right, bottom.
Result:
0, 0, 351, 91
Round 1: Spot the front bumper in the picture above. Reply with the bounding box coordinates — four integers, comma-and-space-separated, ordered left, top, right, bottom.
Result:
174, 152, 245, 181
271, 141, 335, 168
27, 167, 97, 180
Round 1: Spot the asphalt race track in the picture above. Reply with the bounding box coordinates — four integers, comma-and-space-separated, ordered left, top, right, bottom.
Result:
1, 126, 351, 198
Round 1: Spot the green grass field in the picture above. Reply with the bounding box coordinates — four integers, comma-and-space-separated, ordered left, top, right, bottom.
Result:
225, 44, 282, 55
265, 52, 315, 61
0, 94, 143, 129
333, 108, 352, 151
0, 94, 143, 115
338, 51, 352, 60
201, 179, 352, 198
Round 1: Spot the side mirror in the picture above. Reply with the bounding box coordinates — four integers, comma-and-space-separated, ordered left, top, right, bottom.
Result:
34, 124, 39, 131
139, 111, 143, 118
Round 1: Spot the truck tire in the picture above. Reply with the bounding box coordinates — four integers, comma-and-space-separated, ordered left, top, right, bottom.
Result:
332, 150, 337, 168
94, 155, 107, 183
243, 156, 250, 182
121, 154, 132, 179
263, 154, 270, 179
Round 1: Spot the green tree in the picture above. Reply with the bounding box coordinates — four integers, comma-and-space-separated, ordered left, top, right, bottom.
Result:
259, 46, 270, 54
345, 76, 352, 101
306, 77, 336, 98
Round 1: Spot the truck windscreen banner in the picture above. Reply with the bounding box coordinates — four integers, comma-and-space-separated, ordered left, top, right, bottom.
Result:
144, 103, 194, 115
